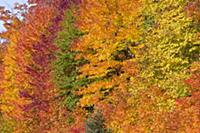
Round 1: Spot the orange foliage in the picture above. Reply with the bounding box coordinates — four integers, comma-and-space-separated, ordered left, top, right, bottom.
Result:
72, 0, 142, 131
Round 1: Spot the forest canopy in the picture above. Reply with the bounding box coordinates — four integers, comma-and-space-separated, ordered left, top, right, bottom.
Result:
0, 0, 199, 132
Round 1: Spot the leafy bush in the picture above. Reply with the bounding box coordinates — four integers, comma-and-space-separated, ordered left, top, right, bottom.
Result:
85, 111, 111, 133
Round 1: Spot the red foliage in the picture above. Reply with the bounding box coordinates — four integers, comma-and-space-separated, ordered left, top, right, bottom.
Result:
165, 62, 200, 132
185, 0, 200, 22
70, 127, 85, 133
185, 62, 200, 90
185, 73, 200, 89
13, 0, 76, 132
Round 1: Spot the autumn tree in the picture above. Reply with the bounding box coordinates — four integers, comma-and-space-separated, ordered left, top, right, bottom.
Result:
132, 0, 200, 132
140, 0, 199, 98
71, 0, 143, 131
0, 5, 25, 133
164, 1, 200, 132
14, 0, 76, 132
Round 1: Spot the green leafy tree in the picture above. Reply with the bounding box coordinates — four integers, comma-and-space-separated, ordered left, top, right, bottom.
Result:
85, 111, 111, 133
53, 8, 86, 111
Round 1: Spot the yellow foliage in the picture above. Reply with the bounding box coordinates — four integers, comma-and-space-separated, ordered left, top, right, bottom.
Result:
0, 30, 29, 119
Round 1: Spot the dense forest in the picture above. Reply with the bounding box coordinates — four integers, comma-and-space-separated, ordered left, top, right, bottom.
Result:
0, 0, 199, 132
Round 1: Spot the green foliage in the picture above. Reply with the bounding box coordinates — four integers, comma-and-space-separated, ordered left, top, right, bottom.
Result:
0, 115, 15, 133
53, 9, 86, 110
66, 115, 75, 125
85, 111, 110, 133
